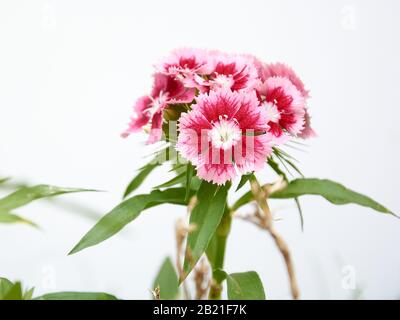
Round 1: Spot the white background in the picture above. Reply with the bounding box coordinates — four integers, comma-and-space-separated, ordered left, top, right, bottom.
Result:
0, 0, 399, 299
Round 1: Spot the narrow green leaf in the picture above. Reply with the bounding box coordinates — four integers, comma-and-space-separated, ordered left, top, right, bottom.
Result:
0, 212, 38, 227
236, 174, 254, 192
233, 178, 396, 216
69, 188, 191, 255
152, 257, 179, 300
153, 172, 186, 189
0, 177, 10, 185
232, 190, 253, 211
294, 197, 304, 231
182, 181, 229, 281
267, 157, 288, 181
0, 185, 94, 212
185, 163, 195, 201
123, 147, 174, 199
34, 292, 118, 300
226, 271, 265, 300
23, 287, 35, 300
2, 282, 23, 300
0, 277, 14, 299
123, 163, 159, 198
271, 178, 396, 216
268, 157, 304, 230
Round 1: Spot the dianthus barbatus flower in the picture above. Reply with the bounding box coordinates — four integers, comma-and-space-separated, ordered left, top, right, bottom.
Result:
257, 76, 306, 137
261, 63, 315, 139
122, 73, 195, 143
263, 62, 309, 99
176, 89, 272, 185
195, 53, 258, 92
155, 48, 211, 88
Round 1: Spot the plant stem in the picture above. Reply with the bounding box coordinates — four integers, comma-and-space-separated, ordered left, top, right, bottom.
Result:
208, 207, 232, 300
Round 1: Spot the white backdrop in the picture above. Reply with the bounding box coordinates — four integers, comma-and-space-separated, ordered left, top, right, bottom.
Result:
1, 0, 399, 299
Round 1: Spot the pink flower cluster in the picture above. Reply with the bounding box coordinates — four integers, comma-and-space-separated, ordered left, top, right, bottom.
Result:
124, 48, 315, 185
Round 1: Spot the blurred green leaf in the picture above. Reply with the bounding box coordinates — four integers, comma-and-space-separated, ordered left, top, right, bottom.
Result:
211, 270, 265, 300
152, 257, 179, 300
226, 271, 265, 300
69, 188, 192, 255
182, 181, 229, 281
0, 278, 35, 300
0, 277, 14, 299
35, 292, 118, 300
2, 282, 23, 300
23, 287, 35, 300
0, 185, 94, 212
0, 177, 10, 185
0, 212, 38, 227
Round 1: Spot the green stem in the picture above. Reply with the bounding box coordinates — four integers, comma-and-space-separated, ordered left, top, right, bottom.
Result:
207, 207, 232, 300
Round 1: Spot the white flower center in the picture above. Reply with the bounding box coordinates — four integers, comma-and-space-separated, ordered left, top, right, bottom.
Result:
146, 92, 167, 118
211, 74, 235, 89
263, 101, 281, 123
210, 116, 241, 150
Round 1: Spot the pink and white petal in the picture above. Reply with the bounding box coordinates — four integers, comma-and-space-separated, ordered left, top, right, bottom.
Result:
232, 91, 269, 131
264, 63, 310, 99
196, 163, 237, 185
176, 110, 212, 165
194, 90, 242, 123
171, 87, 196, 104
121, 95, 152, 138
146, 111, 164, 144
298, 109, 316, 139
235, 134, 273, 174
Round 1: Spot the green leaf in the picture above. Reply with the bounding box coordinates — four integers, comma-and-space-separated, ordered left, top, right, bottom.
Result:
210, 270, 266, 300
232, 190, 253, 211
185, 163, 195, 201
34, 292, 118, 300
2, 282, 23, 300
0, 277, 14, 299
69, 188, 191, 255
123, 163, 159, 198
236, 174, 254, 192
294, 197, 304, 231
0, 185, 94, 212
268, 157, 304, 230
0, 177, 10, 185
152, 257, 179, 300
233, 178, 396, 216
267, 157, 288, 181
153, 172, 186, 189
182, 181, 229, 281
123, 147, 174, 199
226, 271, 266, 300
23, 287, 35, 300
271, 178, 396, 216
0, 212, 38, 227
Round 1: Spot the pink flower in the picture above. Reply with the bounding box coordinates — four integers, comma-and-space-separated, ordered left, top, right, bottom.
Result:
263, 62, 309, 99
298, 109, 316, 139
176, 89, 272, 185
257, 76, 306, 137
155, 48, 211, 87
196, 53, 258, 92
122, 73, 195, 143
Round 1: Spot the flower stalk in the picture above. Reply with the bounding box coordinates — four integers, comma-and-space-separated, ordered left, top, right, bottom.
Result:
208, 206, 232, 300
